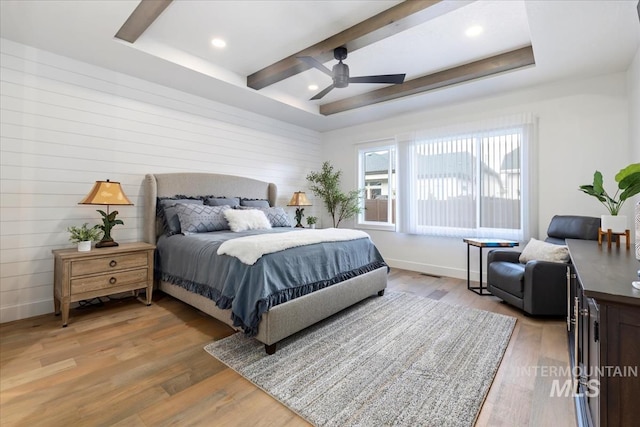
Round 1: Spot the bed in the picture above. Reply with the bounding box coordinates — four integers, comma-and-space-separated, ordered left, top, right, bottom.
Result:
143, 172, 388, 354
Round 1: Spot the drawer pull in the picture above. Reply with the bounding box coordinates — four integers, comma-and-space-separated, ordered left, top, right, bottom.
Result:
109, 260, 117, 268
109, 277, 117, 285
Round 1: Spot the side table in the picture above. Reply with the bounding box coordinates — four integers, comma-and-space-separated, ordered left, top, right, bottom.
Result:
52, 242, 155, 326
463, 238, 519, 296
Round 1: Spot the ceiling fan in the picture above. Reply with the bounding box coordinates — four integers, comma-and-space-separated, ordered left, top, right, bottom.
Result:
298, 47, 406, 100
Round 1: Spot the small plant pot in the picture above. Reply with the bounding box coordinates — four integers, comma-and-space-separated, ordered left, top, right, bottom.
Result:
310, 224, 316, 229
77, 241, 92, 252
600, 215, 627, 233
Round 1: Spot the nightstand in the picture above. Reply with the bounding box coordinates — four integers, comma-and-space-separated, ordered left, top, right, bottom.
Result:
52, 242, 155, 326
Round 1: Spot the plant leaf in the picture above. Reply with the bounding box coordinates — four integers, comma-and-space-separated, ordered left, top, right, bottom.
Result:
578, 185, 607, 202
592, 171, 604, 195
615, 163, 640, 186
620, 180, 640, 201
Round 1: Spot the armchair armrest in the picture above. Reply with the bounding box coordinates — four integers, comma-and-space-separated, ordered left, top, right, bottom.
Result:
487, 249, 521, 264
523, 260, 569, 315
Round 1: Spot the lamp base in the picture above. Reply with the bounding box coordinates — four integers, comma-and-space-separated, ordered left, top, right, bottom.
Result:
96, 239, 119, 248
295, 223, 305, 228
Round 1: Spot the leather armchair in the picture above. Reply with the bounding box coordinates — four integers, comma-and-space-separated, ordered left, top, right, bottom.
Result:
487, 215, 600, 316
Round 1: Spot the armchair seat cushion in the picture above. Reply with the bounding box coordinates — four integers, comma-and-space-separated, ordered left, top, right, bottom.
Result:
488, 261, 525, 298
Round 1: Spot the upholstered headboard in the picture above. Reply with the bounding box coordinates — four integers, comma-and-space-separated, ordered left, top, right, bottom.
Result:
144, 173, 277, 244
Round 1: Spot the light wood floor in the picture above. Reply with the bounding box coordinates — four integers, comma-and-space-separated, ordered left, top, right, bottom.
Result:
0, 269, 576, 426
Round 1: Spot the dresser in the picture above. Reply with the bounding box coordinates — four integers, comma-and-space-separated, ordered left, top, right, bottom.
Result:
567, 239, 640, 427
52, 242, 155, 326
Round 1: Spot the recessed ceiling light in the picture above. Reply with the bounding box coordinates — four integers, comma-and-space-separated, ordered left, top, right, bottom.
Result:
465, 25, 483, 37
308, 84, 319, 91
211, 38, 226, 48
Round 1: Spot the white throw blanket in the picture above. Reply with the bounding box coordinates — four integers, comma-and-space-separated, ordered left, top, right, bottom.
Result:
217, 228, 370, 265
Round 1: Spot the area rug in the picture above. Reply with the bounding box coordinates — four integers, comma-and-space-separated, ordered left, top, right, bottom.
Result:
204, 291, 516, 427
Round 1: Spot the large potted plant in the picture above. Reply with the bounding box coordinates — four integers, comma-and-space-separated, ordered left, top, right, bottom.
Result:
67, 223, 102, 252
306, 161, 364, 228
578, 163, 640, 232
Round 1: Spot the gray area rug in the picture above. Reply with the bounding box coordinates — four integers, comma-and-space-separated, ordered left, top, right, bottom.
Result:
205, 291, 516, 427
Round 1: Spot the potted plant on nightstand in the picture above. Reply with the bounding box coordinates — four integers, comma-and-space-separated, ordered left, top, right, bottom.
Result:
578, 163, 640, 232
67, 223, 102, 252
306, 216, 318, 229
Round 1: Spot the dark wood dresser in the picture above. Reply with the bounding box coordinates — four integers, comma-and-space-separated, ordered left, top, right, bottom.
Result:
567, 239, 640, 427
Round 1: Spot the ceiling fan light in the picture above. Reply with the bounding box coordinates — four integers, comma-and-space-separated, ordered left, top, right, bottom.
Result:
333, 62, 349, 88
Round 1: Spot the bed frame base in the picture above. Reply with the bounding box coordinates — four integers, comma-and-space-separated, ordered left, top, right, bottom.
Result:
159, 266, 387, 354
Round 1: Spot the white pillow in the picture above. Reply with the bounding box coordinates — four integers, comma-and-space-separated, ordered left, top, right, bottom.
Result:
519, 238, 570, 264
224, 209, 272, 232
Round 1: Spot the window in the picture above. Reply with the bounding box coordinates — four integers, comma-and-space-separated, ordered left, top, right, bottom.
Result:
356, 115, 536, 238
396, 114, 535, 240
357, 142, 396, 229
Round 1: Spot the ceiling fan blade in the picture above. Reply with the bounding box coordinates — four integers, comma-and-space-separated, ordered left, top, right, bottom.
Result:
310, 84, 335, 100
297, 56, 333, 77
348, 74, 406, 84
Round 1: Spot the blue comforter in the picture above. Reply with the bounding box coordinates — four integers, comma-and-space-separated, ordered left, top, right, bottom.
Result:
155, 228, 387, 336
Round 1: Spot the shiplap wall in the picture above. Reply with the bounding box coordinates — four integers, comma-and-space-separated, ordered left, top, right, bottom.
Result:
0, 38, 322, 323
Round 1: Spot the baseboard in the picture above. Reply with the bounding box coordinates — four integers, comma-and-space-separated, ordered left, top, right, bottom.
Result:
0, 299, 53, 324
386, 258, 472, 281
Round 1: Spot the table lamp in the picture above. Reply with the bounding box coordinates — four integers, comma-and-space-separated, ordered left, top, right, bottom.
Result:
79, 179, 133, 247
287, 191, 312, 228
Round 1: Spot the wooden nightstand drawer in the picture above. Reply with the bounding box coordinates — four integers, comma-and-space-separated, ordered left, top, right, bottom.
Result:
71, 268, 149, 294
71, 252, 148, 277
52, 242, 155, 326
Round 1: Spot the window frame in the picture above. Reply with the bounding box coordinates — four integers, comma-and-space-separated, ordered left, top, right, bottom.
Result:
356, 140, 397, 232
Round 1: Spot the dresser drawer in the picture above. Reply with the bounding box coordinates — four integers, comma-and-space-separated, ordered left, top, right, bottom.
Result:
71, 268, 149, 294
71, 252, 148, 277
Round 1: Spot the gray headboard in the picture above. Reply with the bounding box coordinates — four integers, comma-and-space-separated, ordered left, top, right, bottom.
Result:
144, 173, 277, 244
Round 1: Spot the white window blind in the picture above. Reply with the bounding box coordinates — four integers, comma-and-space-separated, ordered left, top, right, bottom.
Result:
397, 114, 536, 240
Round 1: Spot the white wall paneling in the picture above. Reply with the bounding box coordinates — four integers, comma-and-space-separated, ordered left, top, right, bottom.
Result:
0, 39, 321, 323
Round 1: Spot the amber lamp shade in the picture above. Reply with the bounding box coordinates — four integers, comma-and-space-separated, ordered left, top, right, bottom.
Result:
287, 191, 312, 228
79, 180, 133, 248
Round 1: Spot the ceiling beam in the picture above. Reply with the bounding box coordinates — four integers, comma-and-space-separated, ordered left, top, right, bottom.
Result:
246, 0, 473, 91
319, 45, 535, 116
114, 0, 173, 43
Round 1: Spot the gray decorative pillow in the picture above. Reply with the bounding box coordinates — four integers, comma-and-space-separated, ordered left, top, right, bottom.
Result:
158, 198, 204, 236
257, 207, 292, 227
519, 238, 570, 264
175, 204, 231, 234
240, 198, 270, 208
204, 197, 240, 208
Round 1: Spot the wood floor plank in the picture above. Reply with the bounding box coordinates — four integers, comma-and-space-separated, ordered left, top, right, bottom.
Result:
0, 268, 576, 426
